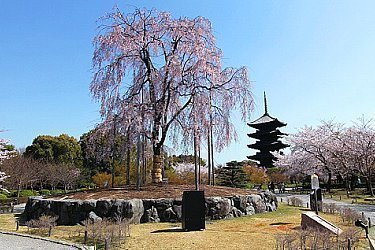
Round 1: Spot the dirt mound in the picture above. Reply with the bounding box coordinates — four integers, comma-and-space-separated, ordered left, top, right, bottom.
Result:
56, 184, 256, 200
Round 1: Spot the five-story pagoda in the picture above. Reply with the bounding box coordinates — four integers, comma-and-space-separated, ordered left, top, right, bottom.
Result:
247, 92, 288, 168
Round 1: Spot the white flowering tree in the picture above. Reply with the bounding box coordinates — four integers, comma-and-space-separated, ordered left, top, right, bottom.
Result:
279, 124, 338, 191
0, 138, 15, 163
276, 118, 375, 195
340, 118, 375, 195
0, 135, 16, 192
91, 8, 254, 183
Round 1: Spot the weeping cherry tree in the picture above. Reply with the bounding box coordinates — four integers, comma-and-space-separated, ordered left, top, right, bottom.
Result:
91, 8, 254, 183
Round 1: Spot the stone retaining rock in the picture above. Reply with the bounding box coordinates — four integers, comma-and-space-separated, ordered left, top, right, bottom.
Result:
23, 191, 277, 225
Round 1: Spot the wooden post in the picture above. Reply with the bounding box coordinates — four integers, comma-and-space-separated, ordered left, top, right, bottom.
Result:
369, 217, 372, 228
105, 238, 109, 250
48, 225, 52, 237
16, 221, 19, 231
347, 238, 351, 250
314, 190, 318, 215
84, 230, 88, 244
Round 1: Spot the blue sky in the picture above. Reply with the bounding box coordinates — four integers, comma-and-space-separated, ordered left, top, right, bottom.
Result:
1, 1, 375, 165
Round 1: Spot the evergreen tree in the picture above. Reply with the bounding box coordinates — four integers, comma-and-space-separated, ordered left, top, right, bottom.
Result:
217, 161, 248, 188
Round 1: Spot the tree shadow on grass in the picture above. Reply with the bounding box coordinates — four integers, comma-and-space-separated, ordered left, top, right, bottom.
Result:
151, 227, 186, 233
299, 208, 310, 211
14, 213, 28, 226
270, 222, 293, 226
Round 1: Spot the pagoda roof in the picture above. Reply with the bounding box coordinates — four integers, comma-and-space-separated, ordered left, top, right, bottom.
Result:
248, 141, 289, 151
247, 129, 287, 139
248, 113, 286, 128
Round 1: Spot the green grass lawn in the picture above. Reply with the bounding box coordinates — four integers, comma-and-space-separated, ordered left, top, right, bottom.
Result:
0, 203, 369, 249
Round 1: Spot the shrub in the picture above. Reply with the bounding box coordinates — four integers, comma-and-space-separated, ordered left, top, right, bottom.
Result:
165, 169, 196, 185
92, 172, 112, 188
287, 197, 303, 207
12, 190, 39, 197
322, 203, 339, 214
50, 189, 64, 196
82, 217, 130, 247
26, 215, 59, 236
340, 208, 361, 225
0, 190, 10, 197
39, 189, 51, 196
0, 193, 8, 199
275, 227, 361, 250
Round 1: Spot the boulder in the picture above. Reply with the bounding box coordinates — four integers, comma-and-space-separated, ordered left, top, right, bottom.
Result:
122, 199, 144, 224
88, 211, 102, 223
262, 191, 278, 211
163, 207, 177, 222
56, 200, 82, 225
205, 197, 232, 219
143, 206, 160, 223
95, 200, 113, 217
232, 207, 243, 217
172, 205, 182, 221
248, 195, 267, 213
244, 203, 255, 215
232, 196, 248, 213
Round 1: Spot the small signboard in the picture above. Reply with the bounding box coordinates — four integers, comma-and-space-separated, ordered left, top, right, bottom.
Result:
311, 174, 319, 190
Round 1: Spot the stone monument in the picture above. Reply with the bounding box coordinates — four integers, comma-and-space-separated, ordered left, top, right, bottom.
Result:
310, 173, 322, 213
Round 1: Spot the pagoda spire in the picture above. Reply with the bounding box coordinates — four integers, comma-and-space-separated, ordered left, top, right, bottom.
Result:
264, 91, 268, 115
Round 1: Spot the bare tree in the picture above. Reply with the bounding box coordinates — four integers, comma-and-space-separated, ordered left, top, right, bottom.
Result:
1, 156, 39, 197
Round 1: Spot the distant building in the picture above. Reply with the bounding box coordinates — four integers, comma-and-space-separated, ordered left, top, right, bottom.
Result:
247, 92, 288, 168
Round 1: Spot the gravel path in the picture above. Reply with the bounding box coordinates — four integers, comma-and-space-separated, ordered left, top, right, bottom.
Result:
276, 193, 375, 222
0, 233, 80, 250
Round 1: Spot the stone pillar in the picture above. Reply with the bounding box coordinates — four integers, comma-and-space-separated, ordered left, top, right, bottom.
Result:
152, 155, 163, 183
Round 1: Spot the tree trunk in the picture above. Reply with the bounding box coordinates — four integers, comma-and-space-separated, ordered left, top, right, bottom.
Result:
126, 147, 130, 186
327, 172, 332, 193
345, 177, 351, 193
366, 176, 374, 197
152, 146, 163, 183
17, 183, 21, 198
350, 175, 357, 191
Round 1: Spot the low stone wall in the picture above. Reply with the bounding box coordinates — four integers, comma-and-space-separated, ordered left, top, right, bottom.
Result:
23, 191, 277, 226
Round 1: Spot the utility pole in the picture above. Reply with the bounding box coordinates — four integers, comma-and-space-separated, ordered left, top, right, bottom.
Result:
136, 132, 141, 190
125, 127, 131, 186
194, 127, 199, 190
207, 131, 211, 185
198, 142, 201, 185
210, 126, 215, 186
111, 114, 117, 188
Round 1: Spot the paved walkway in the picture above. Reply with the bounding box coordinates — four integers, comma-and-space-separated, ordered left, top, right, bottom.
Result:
0, 232, 80, 250
276, 193, 375, 223
0, 204, 85, 250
